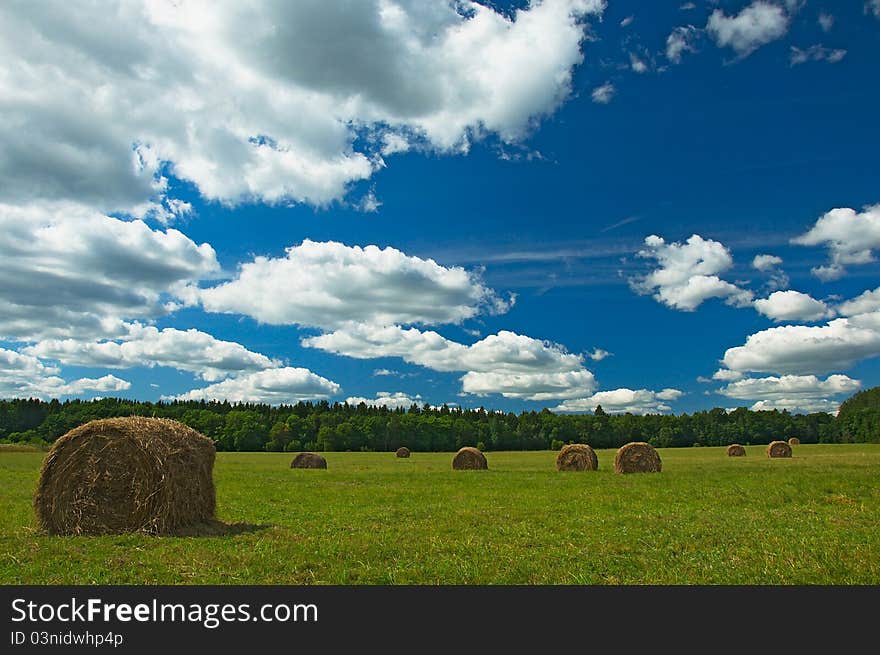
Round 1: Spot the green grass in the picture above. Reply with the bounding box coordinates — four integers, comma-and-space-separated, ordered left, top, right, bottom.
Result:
1, 445, 879, 584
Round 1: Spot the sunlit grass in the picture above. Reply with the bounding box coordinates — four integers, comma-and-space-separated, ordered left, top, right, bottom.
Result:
1, 445, 878, 584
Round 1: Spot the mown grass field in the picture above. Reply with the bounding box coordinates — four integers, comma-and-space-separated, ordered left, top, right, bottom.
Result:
1, 445, 879, 584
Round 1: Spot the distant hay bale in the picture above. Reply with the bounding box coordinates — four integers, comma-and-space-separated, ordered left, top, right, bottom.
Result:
452, 446, 487, 470
767, 441, 792, 458
556, 444, 598, 471
788, 437, 800, 446
396, 447, 411, 458
290, 452, 327, 469
613, 442, 661, 474
33, 417, 215, 536
726, 444, 746, 457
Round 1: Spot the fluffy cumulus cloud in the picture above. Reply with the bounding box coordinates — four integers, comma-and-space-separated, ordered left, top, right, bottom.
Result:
553, 388, 683, 414
719, 312, 880, 376
591, 82, 615, 104
632, 234, 753, 311
792, 204, 880, 280
345, 391, 422, 409
24, 324, 277, 382
168, 367, 340, 404
789, 45, 846, 66
753, 290, 834, 323
837, 287, 880, 317
190, 240, 510, 329
0, 347, 130, 400
752, 253, 789, 290
752, 254, 783, 271
0, 0, 605, 213
666, 25, 700, 63
0, 203, 219, 342
706, 1, 790, 58
303, 324, 596, 400
718, 374, 860, 413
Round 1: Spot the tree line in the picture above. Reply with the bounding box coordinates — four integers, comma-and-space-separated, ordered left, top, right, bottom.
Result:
1, 391, 876, 452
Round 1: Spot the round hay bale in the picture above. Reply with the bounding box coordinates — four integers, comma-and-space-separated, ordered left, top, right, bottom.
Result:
767, 441, 792, 458
556, 444, 598, 471
33, 417, 215, 536
726, 444, 746, 457
613, 442, 661, 474
452, 446, 487, 470
290, 452, 327, 469
788, 437, 800, 446
396, 446, 411, 458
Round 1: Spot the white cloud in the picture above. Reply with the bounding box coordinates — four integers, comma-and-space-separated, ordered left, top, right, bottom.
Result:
345, 391, 422, 409
553, 388, 684, 414
629, 52, 648, 73
587, 348, 612, 361
706, 2, 790, 58
666, 25, 700, 63
0, 202, 219, 341
303, 324, 596, 400
191, 240, 511, 330
680, 2, 696, 9
753, 290, 834, 322
751, 253, 789, 290
838, 287, 880, 317
721, 313, 880, 375
591, 82, 615, 104
752, 254, 783, 271
868, 1, 880, 19
789, 45, 846, 66
356, 190, 382, 213
718, 374, 860, 413
712, 368, 744, 381
749, 397, 842, 413
818, 13, 834, 32
620, 15, 634, 27
0, 347, 130, 400
0, 0, 605, 213
372, 368, 399, 377
24, 324, 277, 382
792, 204, 880, 279
632, 234, 754, 311
167, 367, 340, 404
461, 370, 597, 401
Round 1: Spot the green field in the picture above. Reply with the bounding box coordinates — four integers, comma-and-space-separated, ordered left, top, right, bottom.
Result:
2, 445, 879, 584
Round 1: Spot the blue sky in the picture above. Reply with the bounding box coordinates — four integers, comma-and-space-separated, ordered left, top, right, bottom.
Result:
1, 0, 879, 415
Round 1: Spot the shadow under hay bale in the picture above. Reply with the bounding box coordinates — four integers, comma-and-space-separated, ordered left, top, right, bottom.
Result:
788, 437, 800, 446
767, 441, 792, 458
556, 444, 598, 471
614, 442, 661, 474
396, 447, 411, 458
290, 452, 327, 469
166, 519, 271, 538
452, 446, 487, 470
726, 444, 746, 457
34, 417, 216, 536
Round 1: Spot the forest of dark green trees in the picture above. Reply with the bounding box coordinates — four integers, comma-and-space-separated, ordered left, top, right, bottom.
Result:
2, 388, 878, 452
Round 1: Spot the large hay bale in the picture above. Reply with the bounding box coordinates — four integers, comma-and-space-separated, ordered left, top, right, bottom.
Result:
788, 437, 800, 446
396, 447, 411, 458
290, 452, 327, 469
556, 444, 598, 471
452, 446, 487, 470
33, 417, 215, 536
726, 444, 746, 457
613, 442, 661, 474
767, 441, 792, 458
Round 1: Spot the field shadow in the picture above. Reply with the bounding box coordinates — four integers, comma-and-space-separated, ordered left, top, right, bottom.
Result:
166, 519, 272, 538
